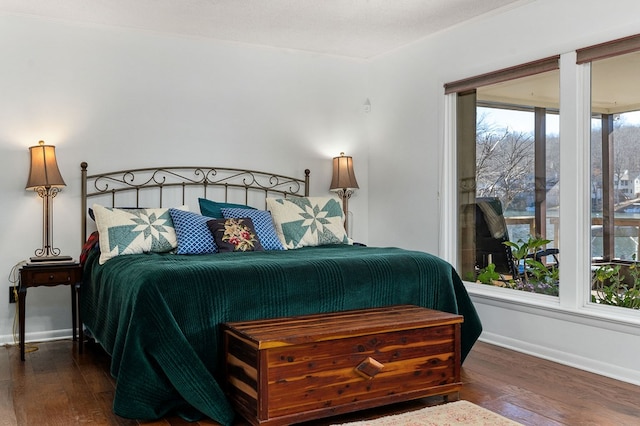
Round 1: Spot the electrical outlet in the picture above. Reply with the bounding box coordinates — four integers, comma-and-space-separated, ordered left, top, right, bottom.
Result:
9, 286, 17, 304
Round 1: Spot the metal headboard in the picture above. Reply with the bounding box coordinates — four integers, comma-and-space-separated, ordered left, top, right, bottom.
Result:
80, 162, 310, 245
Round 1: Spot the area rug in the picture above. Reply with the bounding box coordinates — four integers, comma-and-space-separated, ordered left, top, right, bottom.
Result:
331, 400, 522, 426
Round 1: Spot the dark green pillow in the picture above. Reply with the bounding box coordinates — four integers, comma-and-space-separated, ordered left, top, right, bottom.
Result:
198, 198, 255, 218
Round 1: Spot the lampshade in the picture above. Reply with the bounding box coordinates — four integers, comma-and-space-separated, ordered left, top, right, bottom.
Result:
330, 152, 359, 190
26, 140, 66, 190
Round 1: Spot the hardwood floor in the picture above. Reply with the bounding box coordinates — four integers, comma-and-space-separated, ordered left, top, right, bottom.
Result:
2, 339, 640, 425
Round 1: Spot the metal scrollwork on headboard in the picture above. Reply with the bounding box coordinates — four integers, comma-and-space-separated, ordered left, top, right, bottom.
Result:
80, 162, 310, 245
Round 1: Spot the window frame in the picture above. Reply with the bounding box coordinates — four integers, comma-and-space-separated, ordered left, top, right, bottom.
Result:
444, 34, 640, 320
581, 36, 640, 264
447, 57, 561, 295
444, 52, 640, 325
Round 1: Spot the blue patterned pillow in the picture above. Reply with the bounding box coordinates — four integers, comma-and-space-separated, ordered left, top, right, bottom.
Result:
169, 209, 218, 255
221, 207, 285, 250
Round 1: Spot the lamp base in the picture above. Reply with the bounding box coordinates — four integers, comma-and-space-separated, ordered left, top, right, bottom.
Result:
29, 255, 74, 263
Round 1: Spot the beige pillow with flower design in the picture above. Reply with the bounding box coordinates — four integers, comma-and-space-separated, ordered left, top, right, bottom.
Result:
92, 204, 187, 264
266, 196, 349, 249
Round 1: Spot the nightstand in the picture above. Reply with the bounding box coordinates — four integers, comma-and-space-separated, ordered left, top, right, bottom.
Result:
18, 262, 83, 361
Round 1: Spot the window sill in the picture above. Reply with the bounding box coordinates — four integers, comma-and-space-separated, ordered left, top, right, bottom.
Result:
465, 281, 640, 336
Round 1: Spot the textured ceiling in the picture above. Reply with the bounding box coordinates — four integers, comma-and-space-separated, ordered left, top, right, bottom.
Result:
0, 0, 525, 59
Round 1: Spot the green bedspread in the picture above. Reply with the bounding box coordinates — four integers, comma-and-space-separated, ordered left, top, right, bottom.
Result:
80, 245, 481, 425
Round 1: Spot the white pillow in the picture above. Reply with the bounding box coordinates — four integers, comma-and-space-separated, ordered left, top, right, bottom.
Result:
92, 204, 188, 264
266, 197, 350, 249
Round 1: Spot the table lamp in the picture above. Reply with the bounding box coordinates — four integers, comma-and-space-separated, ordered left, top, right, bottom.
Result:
329, 152, 359, 232
25, 140, 72, 262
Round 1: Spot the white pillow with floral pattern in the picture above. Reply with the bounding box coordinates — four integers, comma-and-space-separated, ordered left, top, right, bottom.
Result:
92, 204, 187, 264
266, 197, 350, 249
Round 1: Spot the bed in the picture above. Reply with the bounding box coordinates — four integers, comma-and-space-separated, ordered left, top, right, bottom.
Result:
79, 163, 482, 425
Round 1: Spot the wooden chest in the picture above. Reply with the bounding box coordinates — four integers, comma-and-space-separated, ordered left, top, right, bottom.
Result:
222, 305, 463, 425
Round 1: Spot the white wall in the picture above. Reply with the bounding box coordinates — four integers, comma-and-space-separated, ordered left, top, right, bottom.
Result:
368, 0, 640, 385
6, 0, 640, 388
0, 13, 369, 343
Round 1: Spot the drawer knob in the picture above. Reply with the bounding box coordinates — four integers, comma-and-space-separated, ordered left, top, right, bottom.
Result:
49, 275, 55, 280
354, 356, 384, 380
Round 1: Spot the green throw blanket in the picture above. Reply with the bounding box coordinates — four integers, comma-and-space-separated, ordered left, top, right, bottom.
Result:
80, 245, 481, 425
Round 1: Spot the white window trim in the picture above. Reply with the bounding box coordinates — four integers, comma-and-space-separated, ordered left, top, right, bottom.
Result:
466, 281, 640, 334
439, 91, 457, 266
557, 51, 592, 310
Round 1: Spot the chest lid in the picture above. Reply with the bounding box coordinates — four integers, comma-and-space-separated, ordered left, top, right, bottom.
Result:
223, 304, 463, 350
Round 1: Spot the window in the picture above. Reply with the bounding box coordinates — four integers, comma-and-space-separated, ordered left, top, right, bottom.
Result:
583, 41, 640, 309
447, 58, 560, 295
588, 51, 640, 262
447, 35, 640, 310
475, 103, 560, 247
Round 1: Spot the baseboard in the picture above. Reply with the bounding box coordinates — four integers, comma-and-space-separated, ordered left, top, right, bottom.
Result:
479, 332, 640, 387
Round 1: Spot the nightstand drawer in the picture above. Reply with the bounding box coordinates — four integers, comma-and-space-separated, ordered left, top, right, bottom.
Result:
20, 264, 82, 287
28, 270, 74, 285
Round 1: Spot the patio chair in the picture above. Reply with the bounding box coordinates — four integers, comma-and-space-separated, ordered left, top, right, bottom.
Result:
475, 197, 559, 279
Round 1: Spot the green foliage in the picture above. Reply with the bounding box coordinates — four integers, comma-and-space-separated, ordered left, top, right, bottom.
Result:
477, 263, 501, 284
592, 263, 640, 309
477, 235, 559, 296
504, 235, 552, 282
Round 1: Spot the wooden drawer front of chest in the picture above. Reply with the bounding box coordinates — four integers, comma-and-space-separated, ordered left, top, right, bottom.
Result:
225, 319, 461, 425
